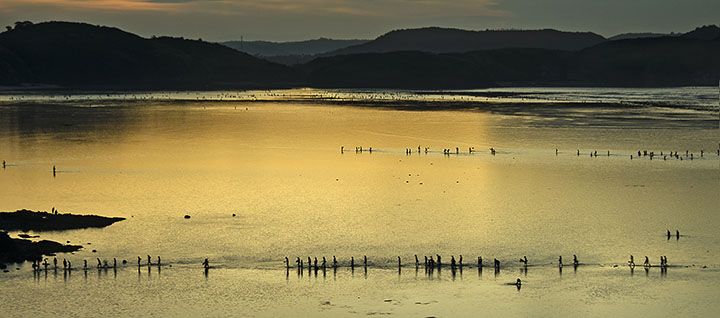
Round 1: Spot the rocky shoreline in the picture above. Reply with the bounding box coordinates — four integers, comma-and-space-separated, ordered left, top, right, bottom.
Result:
0, 209, 125, 265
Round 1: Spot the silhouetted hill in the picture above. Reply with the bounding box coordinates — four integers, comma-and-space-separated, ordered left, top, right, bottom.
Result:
326, 27, 606, 56
568, 36, 720, 86
222, 38, 368, 56
302, 49, 571, 88
682, 25, 720, 40
0, 21, 297, 88
303, 32, 720, 88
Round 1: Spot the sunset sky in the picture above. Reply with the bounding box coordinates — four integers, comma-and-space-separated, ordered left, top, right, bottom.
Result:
0, 0, 718, 41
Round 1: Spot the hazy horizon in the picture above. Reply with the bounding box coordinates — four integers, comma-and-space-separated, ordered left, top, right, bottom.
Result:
1, 0, 718, 41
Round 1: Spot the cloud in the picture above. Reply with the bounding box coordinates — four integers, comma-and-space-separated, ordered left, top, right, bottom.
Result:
0, 0, 507, 17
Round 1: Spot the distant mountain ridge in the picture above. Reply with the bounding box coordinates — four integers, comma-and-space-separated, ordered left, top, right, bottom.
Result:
0, 21, 718, 89
222, 38, 369, 57
607, 33, 675, 41
325, 27, 606, 55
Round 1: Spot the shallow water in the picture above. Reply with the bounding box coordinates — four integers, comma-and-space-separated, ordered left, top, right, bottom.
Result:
0, 90, 719, 317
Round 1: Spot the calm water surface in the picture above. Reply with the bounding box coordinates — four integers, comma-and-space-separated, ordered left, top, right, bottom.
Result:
0, 89, 718, 317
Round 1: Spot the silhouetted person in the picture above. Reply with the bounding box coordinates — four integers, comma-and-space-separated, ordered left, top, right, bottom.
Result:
415, 255, 419, 267
573, 255, 579, 267
157, 256, 161, 267
520, 256, 528, 266
643, 256, 650, 268
321, 257, 326, 270
667, 230, 671, 240
137, 256, 141, 267
284, 257, 289, 269
628, 255, 635, 267
113, 258, 117, 268
351, 257, 355, 269
363, 255, 367, 267
202, 258, 210, 269
147, 255, 152, 266
478, 256, 483, 269
97, 258, 101, 268
53, 165, 56, 177
459, 255, 463, 268
2, 160, 5, 169
558, 256, 563, 267
63, 259, 67, 270
53, 257, 58, 269
436, 255, 441, 268
313, 257, 318, 271
333, 256, 337, 268
450, 256, 456, 268
398, 256, 401, 268
676, 230, 680, 240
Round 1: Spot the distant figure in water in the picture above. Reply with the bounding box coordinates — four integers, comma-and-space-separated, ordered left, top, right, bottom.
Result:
643, 256, 650, 268
398, 256, 401, 268
147, 255, 152, 266
321, 257, 327, 270
363, 255, 367, 267
555, 149, 558, 156
351, 257, 355, 269
333, 256, 337, 268
63, 258, 67, 270
113, 258, 117, 268
519, 256, 528, 266
83, 259, 88, 270
436, 255, 442, 267
577, 149, 580, 156
340, 146, 344, 154
558, 256, 563, 267
450, 256, 456, 268
202, 258, 210, 269
628, 255, 635, 267
53, 257, 57, 269
459, 255, 463, 267
53, 165, 56, 176
676, 230, 680, 240
573, 255, 579, 267
2, 160, 5, 169
415, 255, 419, 267
478, 256, 483, 268
667, 230, 671, 239
313, 257, 318, 271
516, 278, 522, 287
137, 256, 141, 267
97, 258, 101, 268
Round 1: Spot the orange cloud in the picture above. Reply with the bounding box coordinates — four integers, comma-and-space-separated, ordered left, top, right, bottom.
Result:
0, 0, 186, 12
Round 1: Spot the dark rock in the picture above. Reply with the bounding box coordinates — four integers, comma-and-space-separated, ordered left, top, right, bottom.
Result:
0, 209, 125, 231
0, 231, 82, 263
184, 215, 191, 219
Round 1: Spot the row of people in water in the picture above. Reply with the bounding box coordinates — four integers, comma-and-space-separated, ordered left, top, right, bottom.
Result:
336, 146, 717, 158
30, 255, 163, 271
283, 254, 582, 271
628, 255, 670, 268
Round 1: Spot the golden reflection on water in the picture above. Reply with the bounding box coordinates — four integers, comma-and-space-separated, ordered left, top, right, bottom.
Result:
0, 100, 719, 317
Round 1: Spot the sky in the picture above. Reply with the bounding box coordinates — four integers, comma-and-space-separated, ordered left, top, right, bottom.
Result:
0, 0, 718, 42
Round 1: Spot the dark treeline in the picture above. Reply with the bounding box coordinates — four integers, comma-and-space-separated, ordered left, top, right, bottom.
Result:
0, 21, 719, 89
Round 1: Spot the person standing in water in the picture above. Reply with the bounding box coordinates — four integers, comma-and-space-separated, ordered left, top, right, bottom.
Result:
573, 255, 579, 267
202, 258, 210, 269
558, 256, 563, 267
